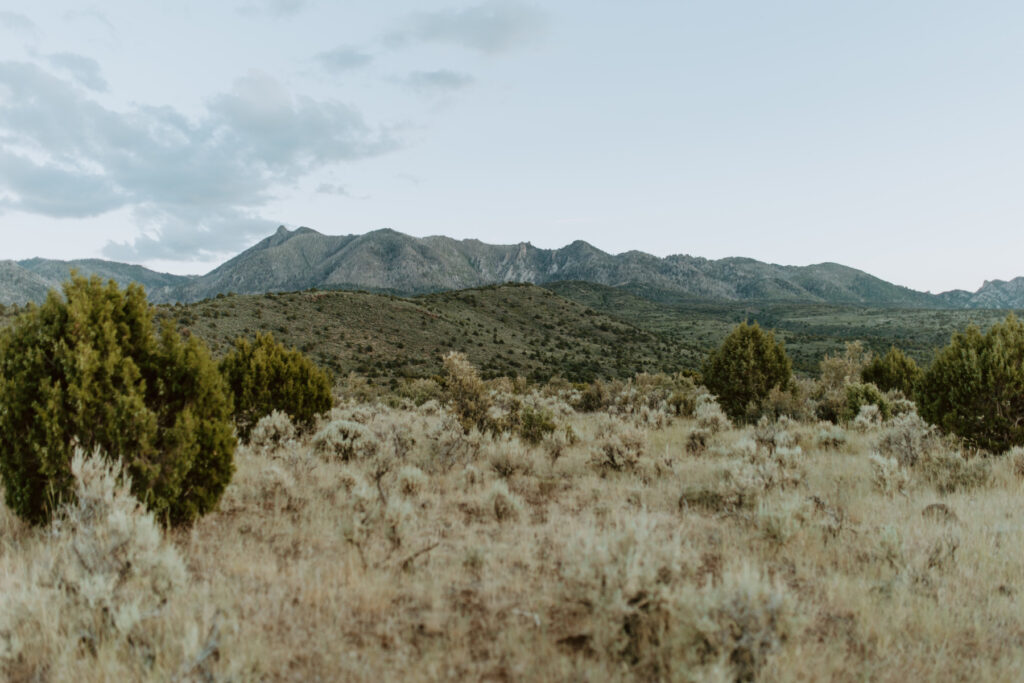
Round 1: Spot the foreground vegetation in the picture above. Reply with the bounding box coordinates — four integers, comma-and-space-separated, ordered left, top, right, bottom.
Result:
3, 358, 1024, 679
3, 277, 1024, 680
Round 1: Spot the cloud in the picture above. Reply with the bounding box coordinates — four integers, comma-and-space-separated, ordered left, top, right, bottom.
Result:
315, 183, 352, 196
0, 11, 36, 33
46, 53, 108, 92
387, 1, 547, 54
237, 0, 308, 17
63, 9, 116, 34
0, 62, 399, 261
316, 46, 373, 73
401, 69, 475, 94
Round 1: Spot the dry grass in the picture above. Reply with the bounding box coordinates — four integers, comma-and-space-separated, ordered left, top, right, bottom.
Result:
3, 397, 1024, 681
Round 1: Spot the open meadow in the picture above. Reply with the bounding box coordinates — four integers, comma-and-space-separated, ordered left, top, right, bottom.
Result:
3, 365, 1023, 681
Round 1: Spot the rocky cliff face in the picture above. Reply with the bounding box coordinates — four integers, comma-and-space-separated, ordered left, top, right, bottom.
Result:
3, 226, 1023, 309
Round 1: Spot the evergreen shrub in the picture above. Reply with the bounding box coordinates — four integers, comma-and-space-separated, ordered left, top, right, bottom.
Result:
919, 314, 1024, 452
702, 322, 792, 421
0, 275, 235, 526
220, 332, 333, 441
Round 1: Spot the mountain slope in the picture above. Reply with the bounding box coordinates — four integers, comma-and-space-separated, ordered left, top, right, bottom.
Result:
2, 258, 196, 305
3, 226, 1023, 310
0, 261, 52, 306
170, 226, 977, 308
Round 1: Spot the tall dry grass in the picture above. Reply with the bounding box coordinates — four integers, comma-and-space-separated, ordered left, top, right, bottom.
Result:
2, 392, 1024, 681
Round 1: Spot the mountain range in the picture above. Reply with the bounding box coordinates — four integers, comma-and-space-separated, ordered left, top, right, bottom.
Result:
2, 226, 1022, 309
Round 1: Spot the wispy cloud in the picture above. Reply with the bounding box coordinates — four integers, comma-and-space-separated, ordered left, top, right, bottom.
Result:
236, 0, 308, 18
387, 1, 547, 55
0, 11, 36, 33
316, 45, 373, 73
401, 69, 475, 94
45, 53, 108, 92
315, 183, 353, 196
0, 62, 399, 261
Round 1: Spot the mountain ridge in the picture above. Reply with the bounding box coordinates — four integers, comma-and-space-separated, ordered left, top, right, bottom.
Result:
1, 226, 1021, 309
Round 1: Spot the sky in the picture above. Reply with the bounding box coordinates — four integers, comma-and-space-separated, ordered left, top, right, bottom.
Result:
1, 1, 1022, 294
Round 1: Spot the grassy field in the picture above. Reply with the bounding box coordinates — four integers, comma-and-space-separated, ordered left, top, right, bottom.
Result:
2, 379, 1022, 681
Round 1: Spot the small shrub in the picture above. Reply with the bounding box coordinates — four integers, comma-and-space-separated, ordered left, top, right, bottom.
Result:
815, 423, 848, 450
541, 425, 578, 462
396, 465, 428, 497
702, 322, 793, 421
877, 413, 940, 467
0, 451, 190, 677
813, 342, 872, 423
485, 480, 522, 522
869, 453, 913, 497
917, 450, 992, 495
442, 352, 493, 433
853, 404, 882, 431
518, 404, 557, 445
248, 410, 297, 453
686, 428, 711, 455
843, 383, 891, 423
312, 420, 380, 462
676, 564, 796, 681
575, 381, 610, 412
220, 332, 333, 440
862, 346, 924, 396
695, 393, 732, 433
1009, 446, 1024, 479
591, 417, 647, 471
397, 377, 443, 406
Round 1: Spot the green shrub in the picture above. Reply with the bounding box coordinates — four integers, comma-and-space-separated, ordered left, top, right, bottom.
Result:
702, 322, 792, 421
575, 380, 610, 412
842, 382, 892, 422
862, 346, 924, 397
220, 332, 333, 440
0, 275, 235, 526
918, 314, 1024, 452
518, 404, 557, 445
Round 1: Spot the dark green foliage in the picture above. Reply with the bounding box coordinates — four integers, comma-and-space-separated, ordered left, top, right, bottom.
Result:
220, 332, 333, 440
701, 322, 793, 421
862, 346, 924, 396
843, 382, 892, 422
0, 275, 235, 526
919, 314, 1024, 452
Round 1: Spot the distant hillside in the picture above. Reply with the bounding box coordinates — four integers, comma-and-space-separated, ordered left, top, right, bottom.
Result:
155, 283, 689, 383
0, 261, 52, 306
4, 226, 1024, 310
546, 281, 1024, 374
170, 226, 954, 307
1, 258, 195, 305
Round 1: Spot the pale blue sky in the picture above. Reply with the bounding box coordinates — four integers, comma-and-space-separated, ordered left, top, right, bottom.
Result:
1, 1, 1022, 293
